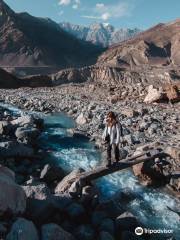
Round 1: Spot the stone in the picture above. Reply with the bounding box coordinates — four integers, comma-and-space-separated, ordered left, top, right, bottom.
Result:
55, 168, 85, 194
0, 141, 34, 158
99, 218, 115, 235
40, 164, 65, 184
132, 158, 167, 186
15, 127, 40, 143
121, 230, 143, 240
23, 182, 53, 223
6, 218, 39, 240
121, 109, 139, 118
96, 200, 124, 219
99, 231, 115, 240
91, 211, 107, 227
115, 212, 139, 232
76, 113, 87, 125
41, 223, 75, 240
164, 146, 180, 162
74, 224, 95, 240
11, 115, 34, 127
52, 194, 73, 211
0, 165, 26, 215
169, 172, 180, 191
66, 203, 85, 220
0, 121, 10, 135
144, 85, 165, 103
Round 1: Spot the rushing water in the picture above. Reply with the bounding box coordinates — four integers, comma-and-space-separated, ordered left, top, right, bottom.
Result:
1, 103, 180, 240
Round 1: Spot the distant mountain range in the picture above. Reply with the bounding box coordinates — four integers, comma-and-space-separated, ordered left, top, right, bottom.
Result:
59, 22, 141, 47
0, 0, 102, 72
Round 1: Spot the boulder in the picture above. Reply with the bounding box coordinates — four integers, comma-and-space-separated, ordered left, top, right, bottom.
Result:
66, 203, 85, 220
40, 164, 65, 184
55, 168, 85, 194
0, 141, 34, 158
41, 223, 75, 240
0, 121, 11, 135
23, 182, 53, 223
15, 127, 40, 143
99, 218, 115, 235
91, 211, 107, 227
76, 113, 87, 125
132, 159, 167, 186
144, 85, 165, 103
115, 212, 139, 232
169, 171, 180, 192
6, 218, 39, 240
121, 109, 139, 118
11, 115, 34, 127
0, 165, 26, 215
164, 146, 180, 162
121, 230, 143, 240
74, 224, 94, 240
99, 231, 115, 240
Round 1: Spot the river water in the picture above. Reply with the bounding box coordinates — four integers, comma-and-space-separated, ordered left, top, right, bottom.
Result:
1, 103, 180, 240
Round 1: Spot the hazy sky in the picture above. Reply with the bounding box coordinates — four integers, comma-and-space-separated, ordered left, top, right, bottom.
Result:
5, 0, 180, 29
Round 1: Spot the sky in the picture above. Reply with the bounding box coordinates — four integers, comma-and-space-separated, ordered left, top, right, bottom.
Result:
5, 0, 180, 29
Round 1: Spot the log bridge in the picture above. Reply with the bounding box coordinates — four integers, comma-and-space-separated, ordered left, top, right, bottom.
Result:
65, 150, 168, 196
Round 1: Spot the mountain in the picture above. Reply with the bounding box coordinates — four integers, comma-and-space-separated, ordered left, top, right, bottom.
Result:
0, 68, 20, 88
0, 0, 102, 73
53, 19, 180, 90
59, 22, 141, 47
97, 19, 180, 68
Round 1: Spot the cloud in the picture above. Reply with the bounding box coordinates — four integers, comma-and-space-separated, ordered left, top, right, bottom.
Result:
72, 4, 78, 9
96, 3, 105, 9
74, 0, 80, 4
101, 12, 111, 21
58, 0, 71, 6
82, 12, 110, 21
72, 0, 81, 9
82, 1, 132, 21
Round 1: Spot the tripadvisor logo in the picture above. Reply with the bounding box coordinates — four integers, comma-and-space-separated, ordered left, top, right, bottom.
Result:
135, 227, 173, 235
135, 227, 143, 235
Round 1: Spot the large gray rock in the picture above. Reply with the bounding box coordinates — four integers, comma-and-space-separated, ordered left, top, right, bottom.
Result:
0, 141, 34, 158
76, 113, 87, 125
0, 165, 26, 215
15, 127, 40, 143
23, 182, 53, 223
0, 120, 11, 135
99, 231, 115, 240
41, 223, 75, 240
115, 212, 139, 232
6, 218, 39, 240
144, 85, 164, 103
11, 115, 34, 127
40, 164, 65, 184
55, 168, 85, 194
74, 224, 94, 240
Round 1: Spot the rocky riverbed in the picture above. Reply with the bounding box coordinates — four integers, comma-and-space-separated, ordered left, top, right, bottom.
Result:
0, 85, 179, 240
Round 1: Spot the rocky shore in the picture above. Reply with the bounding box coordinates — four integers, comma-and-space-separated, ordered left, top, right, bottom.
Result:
0, 84, 179, 239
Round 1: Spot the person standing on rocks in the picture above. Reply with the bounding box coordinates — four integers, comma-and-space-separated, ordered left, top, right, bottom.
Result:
102, 111, 123, 167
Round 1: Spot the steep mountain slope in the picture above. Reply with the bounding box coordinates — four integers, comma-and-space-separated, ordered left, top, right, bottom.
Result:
97, 19, 180, 67
59, 22, 141, 47
0, 0, 102, 70
53, 19, 180, 92
0, 68, 20, 88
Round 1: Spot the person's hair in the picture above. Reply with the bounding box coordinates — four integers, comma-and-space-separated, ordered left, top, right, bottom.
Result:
107, 111, 117, 127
